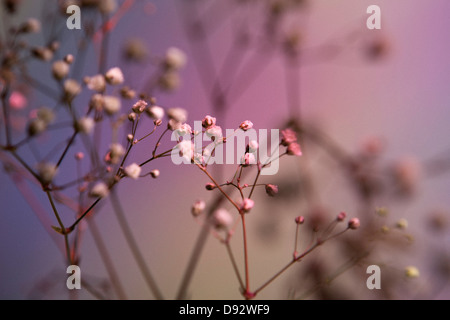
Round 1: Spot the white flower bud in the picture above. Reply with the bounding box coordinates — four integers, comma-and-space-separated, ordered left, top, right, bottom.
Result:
191, 200, 206, 217
164, 47, 186, 70
89, 182, 109, 198
76, 117, 95, 134
86, 74, 106, 92
105, 67, 124, 85
52, 60, 70, 80
37, 162, 58, 185
64, 79, 81, 100
103, 96, 121, 115
124, 163, 141, 180
212, 208, 233, 230
146, 106, 165, 120
167, 107, 187, 123
150, 169, 160, 178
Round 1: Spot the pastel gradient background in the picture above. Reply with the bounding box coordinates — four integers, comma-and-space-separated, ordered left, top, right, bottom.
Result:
1, 0, 449, 299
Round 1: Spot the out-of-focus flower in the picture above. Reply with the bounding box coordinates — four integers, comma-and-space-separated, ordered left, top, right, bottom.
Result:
64, 79, 81, 100
9, 91, 27, 110
76, 117, 95, 134
287, 142, 302, 156
392, 157, 421, 195
86, 74, 106, 92
89, 182, 109, 198
124, 38, 148, 62
105, 67, 124, 85
348, 218, 361, 230
52, 60, 70, 80
164, 47, 187, 70
103, 96, 121, 115
212, 208, 233, 230
191, 200, 206, 217
405, 266, 420, 278
280, 128, 297, 146
146, 106, 165, 120
20, 18, 41, 33
265, 184, 278, 197
167, 107, 187, 123
240, 198, 254, 213
37, 162, 58, 185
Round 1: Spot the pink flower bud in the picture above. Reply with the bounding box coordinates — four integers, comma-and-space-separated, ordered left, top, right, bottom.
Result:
239, 120, 253, 131
241, 198, 254, 213
280, 128, 297, 146
205, 183, 216, 190
287, 142, 302, 156
295, 216, 305, 224
202, 115, 216, 129
132, 100, 148, 114
265, 184, 278, 197
348, 218, 360, 230
337, 212, 346, 222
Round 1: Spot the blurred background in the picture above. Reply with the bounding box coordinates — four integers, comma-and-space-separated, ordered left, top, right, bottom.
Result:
0, 0, 449, 299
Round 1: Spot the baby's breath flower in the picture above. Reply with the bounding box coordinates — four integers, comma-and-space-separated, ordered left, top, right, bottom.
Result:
146, 105, 165, 120
20, 18, 41, 33
31, 46, 53, 61
295, 216, 305, 224
240, 198, 254, 213
124, 163, 141, 180
212, 208, 233, 230
89, 93, 104, 111
280, 128, 297, 146
37, 162, 58, 185
164, 47, 187, 70
205, 125, 223, 140
191, 200, 206, 217
89, 182, 109, 198
64, 79, 81, 100
105, 67, 124, 85
150, 169, 160, 178
239, 120, 253, 131
86, 74, 106, 92
64, 54, 74, 64
9, 91, 27, 110
287, 142, 302, 156
348, 218, 361, 230
158, 72, 180, 91
52, 60, 70, 80
132, 100, 147, 114
98, 0, 117, 14
240, 152, 256, 167
124, 38, 148, 62
205, 183, 216, 190
107, 143, 125, 164
202, 115, 216, 129
248, 140, 259, 152
175, 123, 192, 137
265, 184, 278, 197
27, 118, 47, 136
128, 112, 136, 122
103, 96, 121, 115
76, 117, 95, 134
167, 107, 187, 123
337, 212, 347, 222
177, 140, 194, 162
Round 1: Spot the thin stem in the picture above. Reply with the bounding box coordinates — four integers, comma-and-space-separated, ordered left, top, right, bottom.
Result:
56, 131, 78, 168
225, 240, 245, 291
110, 189, 164, 300
46, 190, 73, 265
240, 213, 250, 296
1, 85, 12, 146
